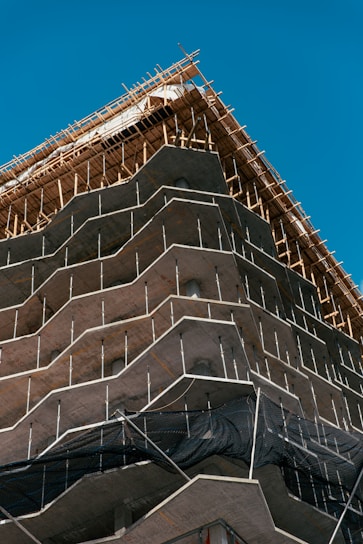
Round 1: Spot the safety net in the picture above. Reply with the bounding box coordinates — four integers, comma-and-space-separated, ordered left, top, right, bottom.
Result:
0, 394, 362, 543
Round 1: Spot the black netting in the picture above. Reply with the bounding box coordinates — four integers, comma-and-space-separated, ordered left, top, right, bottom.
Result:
0, 394, 362, 542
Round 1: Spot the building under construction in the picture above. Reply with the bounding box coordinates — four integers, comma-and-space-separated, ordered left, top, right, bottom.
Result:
0, 50, 362, 544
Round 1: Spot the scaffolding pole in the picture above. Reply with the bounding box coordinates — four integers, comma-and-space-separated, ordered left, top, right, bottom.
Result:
116, 410, 191, 482
0, 505, 42, 544
328, 465, 363, 544
249, 387, 261, 480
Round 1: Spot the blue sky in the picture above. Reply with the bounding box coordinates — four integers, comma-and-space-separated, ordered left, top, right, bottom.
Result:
1, 0, 362, 292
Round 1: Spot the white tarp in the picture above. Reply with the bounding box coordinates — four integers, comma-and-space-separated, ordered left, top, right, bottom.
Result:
2, 83, 202, 194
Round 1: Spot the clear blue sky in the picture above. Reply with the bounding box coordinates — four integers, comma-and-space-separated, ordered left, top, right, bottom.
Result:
1, 0, 362, 292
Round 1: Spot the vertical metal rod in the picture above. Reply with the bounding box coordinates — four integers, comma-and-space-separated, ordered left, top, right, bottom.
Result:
69, 273, 73, 299
331, 396, 339, 426
31, 264, 35, 294
162, 221, 167, 251
298, 283, 305, 310
265, 357, 271, 381
310, 347, 318, 374
37, 335, 41, 368
232, 347, 239, 379
231, 228, 236, 252
98, 193, 102, 215
130, 211, 134, 238
284, 343, 291, 366
99, 427, 104, 471
236, 284, 241, 304
69, 354, 73, 386
105, 385, 109, 420
101, 299, 105, 326
197, 216, 203, 247
124, 331, 128, 366
28, 423, 32, 459
175, 260, 180, 296
274, 330, 280, 359
284, 371, 289, 391
147, 365, 151, 404
65, 455, 69, 490
13, 309, 18, 338
244, 274, 250, 299
151, 317, 156, 342
296, 334, 303, 364
259, 319, 264, 350
98, 231, 101, 259
245, 225, 250, 242
180, 334, 186, 373
217, 222, 223, 250
26, 377, 31, 413
232, 155, 242, 192
280, 399, 288, 434
207, 393, 212, 433
122, 421, 126, 465
56, 400, 61, 440
260, 283, 266, 309
191, 106, 195, 139
249, 387, 261, 479
42, 235, 45, 257
136, 250, 140, 276
101, 340, 105, 379
145, 282, 149, 314
41, 464, 46, 509
42, 295, 46, 325
215, 267, 222, 301
219, 337, 227, 378
100, 261, 104, 290
170, 300, 174, 326
136, 180, 140, 206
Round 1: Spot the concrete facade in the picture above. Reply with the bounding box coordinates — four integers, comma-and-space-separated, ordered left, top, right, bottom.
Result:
0, 53, 362, 544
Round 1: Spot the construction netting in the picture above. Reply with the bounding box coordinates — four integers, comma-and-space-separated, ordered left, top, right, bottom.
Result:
0, 394, 362, 543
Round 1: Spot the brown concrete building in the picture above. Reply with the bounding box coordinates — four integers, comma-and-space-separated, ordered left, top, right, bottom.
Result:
0, 51, 362, 544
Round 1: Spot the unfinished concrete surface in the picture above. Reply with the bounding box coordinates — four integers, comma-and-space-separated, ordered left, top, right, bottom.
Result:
0, 52, 362, 544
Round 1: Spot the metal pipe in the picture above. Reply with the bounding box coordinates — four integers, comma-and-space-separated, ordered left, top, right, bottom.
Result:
249, 388, 261, 479
328, 465, 363, 544
0, 506, 42, 544
116, 410, 190, 482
